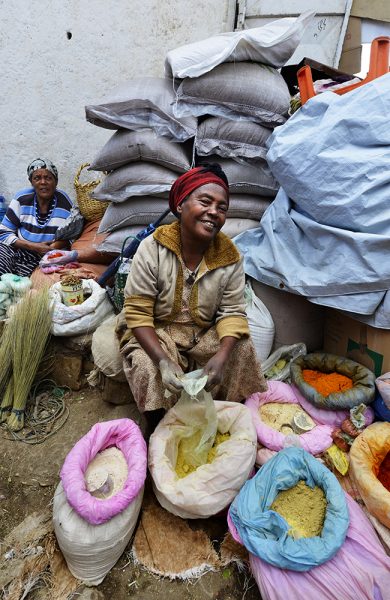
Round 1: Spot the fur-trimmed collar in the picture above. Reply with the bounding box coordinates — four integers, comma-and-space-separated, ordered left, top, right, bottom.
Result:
153, 221, 240, 270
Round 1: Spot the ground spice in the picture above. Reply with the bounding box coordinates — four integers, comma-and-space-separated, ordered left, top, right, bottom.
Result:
302, 369, 353, 397
259, 403, 315, 435
270, 480, 327, 538
378, 452, 390, 492
175, 432, 231, 478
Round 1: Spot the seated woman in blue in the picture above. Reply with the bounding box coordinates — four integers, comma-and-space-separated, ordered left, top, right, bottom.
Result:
0, 158, 73, 276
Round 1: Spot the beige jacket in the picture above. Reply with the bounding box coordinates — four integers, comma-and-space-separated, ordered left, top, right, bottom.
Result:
121, 221, 249, 344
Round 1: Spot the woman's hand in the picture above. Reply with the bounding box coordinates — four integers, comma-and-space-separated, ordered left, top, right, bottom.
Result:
202, 336, 238, 393
14, 239, 51, 256
202, 354, 226, 392
159, 358, 184, 394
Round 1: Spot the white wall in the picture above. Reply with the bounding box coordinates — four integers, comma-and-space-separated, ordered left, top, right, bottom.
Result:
1, 0, 235, 202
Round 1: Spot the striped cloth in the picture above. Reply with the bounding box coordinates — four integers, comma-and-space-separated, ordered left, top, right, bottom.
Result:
0, 245, 41, 277
0, 187, 73, 246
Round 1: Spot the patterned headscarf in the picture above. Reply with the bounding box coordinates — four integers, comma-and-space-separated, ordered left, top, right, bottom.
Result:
169, 165, 229, 216
27, 158, 58, 182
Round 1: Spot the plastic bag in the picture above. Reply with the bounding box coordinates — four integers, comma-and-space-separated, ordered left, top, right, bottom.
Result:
50, 279, 114, 336
261, 343, 306, 381
228, 447, 349, 571
376, 372, 390, 410
350, 422, 390, 528
149, 400, 257, 519
229, 493, 390, 600
245, 381, 333, 455
245, 281, 274, 362
168, 370, 217, 469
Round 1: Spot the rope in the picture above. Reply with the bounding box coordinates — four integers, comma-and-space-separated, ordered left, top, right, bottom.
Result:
0, 379, 70, 444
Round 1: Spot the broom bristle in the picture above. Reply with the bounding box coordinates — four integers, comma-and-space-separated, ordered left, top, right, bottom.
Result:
7, 287, 53, 432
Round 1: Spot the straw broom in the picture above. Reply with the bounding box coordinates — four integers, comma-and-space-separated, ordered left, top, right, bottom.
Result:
7, 287, 53, 432
0, 317, 16, 421
0, 376, 14, 423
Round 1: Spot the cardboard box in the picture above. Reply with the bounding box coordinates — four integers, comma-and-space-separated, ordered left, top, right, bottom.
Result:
351, 0, 390, 23
324, 309, 390, 377
342, 17, 362, 52
339, 46, 362, 74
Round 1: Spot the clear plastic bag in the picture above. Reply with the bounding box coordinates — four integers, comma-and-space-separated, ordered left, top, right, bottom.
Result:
262, 343, 307, 381
172, 370, 218, 468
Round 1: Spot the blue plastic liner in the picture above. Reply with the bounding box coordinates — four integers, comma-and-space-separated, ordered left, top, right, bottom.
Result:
229, 447, 349, 571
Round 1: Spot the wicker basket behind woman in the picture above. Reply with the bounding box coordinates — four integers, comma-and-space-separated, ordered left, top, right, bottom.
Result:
74, 163, 109, 222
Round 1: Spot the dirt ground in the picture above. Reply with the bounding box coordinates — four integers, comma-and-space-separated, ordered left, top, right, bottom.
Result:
0, 387, 261, 600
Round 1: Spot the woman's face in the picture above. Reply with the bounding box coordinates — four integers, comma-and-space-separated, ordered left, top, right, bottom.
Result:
177, 183, 229, 242
31, 168, 57, 201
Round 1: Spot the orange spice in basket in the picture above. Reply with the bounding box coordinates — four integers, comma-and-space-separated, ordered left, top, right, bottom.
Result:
302, 370, 353, 397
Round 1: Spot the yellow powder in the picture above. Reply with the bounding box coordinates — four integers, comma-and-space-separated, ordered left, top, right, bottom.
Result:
270, 480, 327, 538
175, 431, 231, 479
260, 403, 315, 434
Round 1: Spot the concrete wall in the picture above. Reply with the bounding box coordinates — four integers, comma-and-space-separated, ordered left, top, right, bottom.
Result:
1, 0, 235, 202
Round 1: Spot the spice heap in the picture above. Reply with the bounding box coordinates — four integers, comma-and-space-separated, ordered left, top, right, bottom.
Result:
60, 274, 82, 287
260, 403, 315, 435
85, 447, 128, 499
270, 480, 327, 538
378, 452, 390, 492
303, 369, 353, 396
175, 431, 231, 478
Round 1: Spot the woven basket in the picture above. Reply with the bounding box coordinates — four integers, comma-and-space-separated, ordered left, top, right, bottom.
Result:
74, 163, 109, 222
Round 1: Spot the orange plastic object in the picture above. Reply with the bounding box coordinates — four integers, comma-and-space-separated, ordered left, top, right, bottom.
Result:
298, 36, 390, 105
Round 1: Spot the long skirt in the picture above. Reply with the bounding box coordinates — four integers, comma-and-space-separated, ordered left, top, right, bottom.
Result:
0, 243, 40, 277
121, 323, 267, 412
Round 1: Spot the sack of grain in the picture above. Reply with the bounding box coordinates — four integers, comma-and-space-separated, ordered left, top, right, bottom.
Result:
90, 128, 193, 173
149, 400, 256, 519
91, 315, 127, 382
228, 447, 349, 571
85, 77, 196, 142
91, 163, 178, 202
204, 157, 278, 197
165, 12, 315, 77
174, 62, 290, 128
53, 419, 147, 585
196, 117, 272, 160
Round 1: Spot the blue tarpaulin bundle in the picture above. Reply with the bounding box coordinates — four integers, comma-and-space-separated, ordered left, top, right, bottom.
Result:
235, 73, 390, 327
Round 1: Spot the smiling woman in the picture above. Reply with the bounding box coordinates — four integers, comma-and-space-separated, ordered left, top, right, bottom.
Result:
117, 164, 267, 421
0, 158, 73, 276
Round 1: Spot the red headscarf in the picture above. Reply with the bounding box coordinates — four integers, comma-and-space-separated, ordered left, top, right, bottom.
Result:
169, 166, 229, 215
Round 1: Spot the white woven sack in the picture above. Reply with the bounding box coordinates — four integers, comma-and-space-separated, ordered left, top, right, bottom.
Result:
50, 279, 114, 336
148, 401, 257, 519
196, 117, 272, 160
174, 63, 290, 128
92, 163, 178, 202
222, 218, 259, 239
89, 129, 193, 173
245, 281, 275, 362
165, 12, 314, 77
85, 77, 196, 142
91, 314, 126, 382
53, 482, 143, 586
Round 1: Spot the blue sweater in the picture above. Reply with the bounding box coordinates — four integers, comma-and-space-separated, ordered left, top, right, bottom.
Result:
0, 187, 73, 245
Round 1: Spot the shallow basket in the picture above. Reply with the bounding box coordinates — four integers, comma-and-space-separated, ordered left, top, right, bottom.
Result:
74, 163, 109, 222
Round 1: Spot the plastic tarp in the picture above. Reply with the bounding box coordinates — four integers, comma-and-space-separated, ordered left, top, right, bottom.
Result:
235, 74, 390, 326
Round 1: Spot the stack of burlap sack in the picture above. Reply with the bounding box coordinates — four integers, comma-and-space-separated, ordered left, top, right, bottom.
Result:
85, 13, 314, 253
